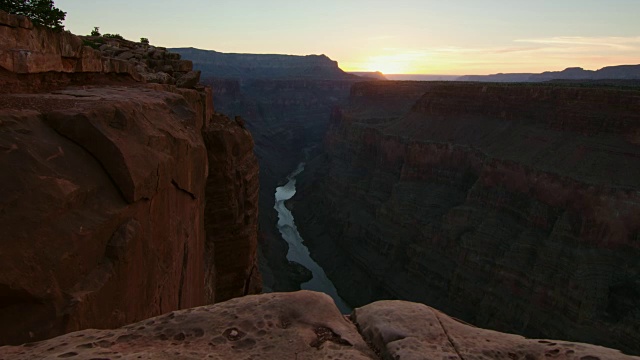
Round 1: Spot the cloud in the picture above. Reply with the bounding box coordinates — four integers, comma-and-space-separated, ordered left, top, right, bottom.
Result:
514, 36, 640, 50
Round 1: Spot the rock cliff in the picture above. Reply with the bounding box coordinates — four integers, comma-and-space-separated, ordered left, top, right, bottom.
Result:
0, 291, 636, 360
0, 10, 259, 344
293, 81, 640, 354
170, 47, 360, 80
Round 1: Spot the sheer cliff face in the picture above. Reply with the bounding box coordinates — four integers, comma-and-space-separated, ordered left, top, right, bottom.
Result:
0, 11, 260, 344
293, 81, 640, 354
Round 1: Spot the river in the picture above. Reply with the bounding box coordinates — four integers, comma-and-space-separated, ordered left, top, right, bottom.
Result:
274, 163, 352, 313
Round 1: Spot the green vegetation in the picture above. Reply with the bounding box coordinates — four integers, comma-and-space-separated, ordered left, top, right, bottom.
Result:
82, 37, 104, 50
0, 0, 66, 30
140, 37, 149, 45
103, 33, 124, 40
90, 26, 100, 36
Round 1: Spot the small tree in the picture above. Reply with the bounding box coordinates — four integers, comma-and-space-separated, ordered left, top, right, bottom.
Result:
0, 0, 66, 31
90, 26, 100, 36
140, 37, 149, 45
103, 33, 124, 40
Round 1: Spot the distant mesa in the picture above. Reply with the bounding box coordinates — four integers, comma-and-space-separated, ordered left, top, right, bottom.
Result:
170, 47, 360, 81
458, 64, 640, 82
386, 74, 461, 81
348, 71, 388, 80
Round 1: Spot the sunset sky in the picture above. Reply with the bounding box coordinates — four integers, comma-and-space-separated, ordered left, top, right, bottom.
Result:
56, 0, 640, 75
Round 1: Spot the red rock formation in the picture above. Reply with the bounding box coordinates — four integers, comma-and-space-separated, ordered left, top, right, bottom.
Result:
293, 81, 640, 354
0, 291, 636, 360
0, 86, 207, 345
0, 10, 260, 345
203, 114, 261, 302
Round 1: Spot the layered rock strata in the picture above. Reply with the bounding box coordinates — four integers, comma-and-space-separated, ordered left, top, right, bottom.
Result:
0, 10, 200, 93
0, 291, 636, 360
0, 10, 260, 344
293, 81, 640, 354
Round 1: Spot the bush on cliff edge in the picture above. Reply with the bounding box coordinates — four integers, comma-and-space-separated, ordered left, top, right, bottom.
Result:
0, 0, 66, 30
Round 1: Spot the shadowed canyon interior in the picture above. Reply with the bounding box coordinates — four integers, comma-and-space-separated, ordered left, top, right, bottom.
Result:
291, 81, 640, 354
0, 8, 639, 359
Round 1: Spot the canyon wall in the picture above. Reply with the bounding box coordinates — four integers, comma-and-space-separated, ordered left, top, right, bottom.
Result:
458, 64, 640, 82
171, 47, 364, 292
0, 11, 259, 344
170, 47, 360, 80
293, 81, 640, 354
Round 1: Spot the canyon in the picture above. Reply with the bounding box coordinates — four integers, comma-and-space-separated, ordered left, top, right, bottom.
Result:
171, 47, 364, 292
292, 81, 640, 355
1, 8, 639, 359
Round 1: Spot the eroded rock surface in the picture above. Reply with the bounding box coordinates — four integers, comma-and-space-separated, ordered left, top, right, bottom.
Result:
0, 9, 195, 93
354, 300, 640, 360
1, 291, 636, 360
0, 291, 376, 360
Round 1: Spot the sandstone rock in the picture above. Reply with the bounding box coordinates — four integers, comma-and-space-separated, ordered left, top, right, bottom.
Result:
117, 50, 135, 60
0, 292, 636, 360
0, 291, 376, 360
172, 59, 193, 72
0, 10, 194, 88
0, 86, 208, 345
142, 71, 173, 84
176, 70, 200, 88
354, 300, 640, 360
202, 114, 261, 302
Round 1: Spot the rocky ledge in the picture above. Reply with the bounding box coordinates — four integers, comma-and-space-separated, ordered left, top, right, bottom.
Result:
0, 10, 200, 92
0, 291, 636, 360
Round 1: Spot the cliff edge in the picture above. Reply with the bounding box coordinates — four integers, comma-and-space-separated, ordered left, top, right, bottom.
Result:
0, 291, 636, 360
0, 10, 260, 344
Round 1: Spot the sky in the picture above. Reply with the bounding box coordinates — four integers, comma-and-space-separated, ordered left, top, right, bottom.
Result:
56, 0, 640, 75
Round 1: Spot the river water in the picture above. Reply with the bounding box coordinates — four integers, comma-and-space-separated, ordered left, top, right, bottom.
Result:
274, 163, 352, 313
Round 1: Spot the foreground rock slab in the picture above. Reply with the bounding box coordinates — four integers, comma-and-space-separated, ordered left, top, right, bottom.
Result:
354, 300, 640, 360
1, 291, 637, 360
0, 291, 375, 360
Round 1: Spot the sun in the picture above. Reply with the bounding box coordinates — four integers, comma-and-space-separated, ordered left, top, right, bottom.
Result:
360, 52, 429, 74
364, 60, 410, 75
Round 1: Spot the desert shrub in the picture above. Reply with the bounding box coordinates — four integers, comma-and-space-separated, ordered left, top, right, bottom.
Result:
103, 33, 124, 40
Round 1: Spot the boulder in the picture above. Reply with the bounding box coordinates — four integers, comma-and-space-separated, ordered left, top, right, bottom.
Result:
354, 300, 640, 360
0, 291, 376, 360
176, 70, 200, 89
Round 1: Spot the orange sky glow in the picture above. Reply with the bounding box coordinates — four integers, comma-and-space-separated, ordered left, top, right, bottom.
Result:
57, 0, 640, 76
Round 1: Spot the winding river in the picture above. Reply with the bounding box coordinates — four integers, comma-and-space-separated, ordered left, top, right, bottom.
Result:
275, 163, 351, 313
